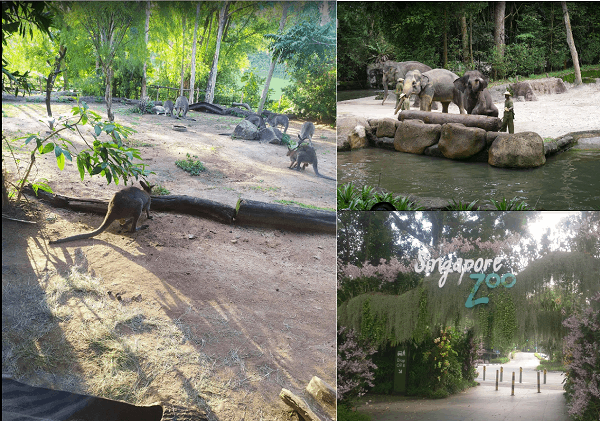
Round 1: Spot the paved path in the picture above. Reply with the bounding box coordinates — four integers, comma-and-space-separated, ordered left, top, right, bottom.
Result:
358, 353, 569, 421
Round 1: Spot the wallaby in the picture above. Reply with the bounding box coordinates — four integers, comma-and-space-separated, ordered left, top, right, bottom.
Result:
163, 100, 174, 117
174, 96, 189, 118
286, 147, 308, 170
297, 121, 315, 146
266, 113, 289, 133
49, 181, 154, 244
245, 114, 266, 129
287, 145, 335, 181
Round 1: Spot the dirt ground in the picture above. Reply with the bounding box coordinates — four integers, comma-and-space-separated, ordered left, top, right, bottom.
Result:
2, 98, 336, 420
337, 79, 600, 139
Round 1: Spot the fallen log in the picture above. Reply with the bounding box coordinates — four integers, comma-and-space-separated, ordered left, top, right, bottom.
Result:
235, 199, 336, 234
398, 110, 502, 132
279, 389, 322, 421
22, 185, 235, 225
306, 377, 336, 419
189, 101, 227, 114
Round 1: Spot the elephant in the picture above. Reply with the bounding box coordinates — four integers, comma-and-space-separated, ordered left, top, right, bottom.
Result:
381, 61, 432, 106
367, 62, 385, 89
401, 68, 465, 114
454, 70, 499, 117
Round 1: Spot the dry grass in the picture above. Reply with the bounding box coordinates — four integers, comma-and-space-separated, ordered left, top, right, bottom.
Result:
2, 264, 289, 419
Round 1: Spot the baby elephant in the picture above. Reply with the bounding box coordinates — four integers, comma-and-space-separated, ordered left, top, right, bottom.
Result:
163, 100, 174, 117
454, 70, 498, 117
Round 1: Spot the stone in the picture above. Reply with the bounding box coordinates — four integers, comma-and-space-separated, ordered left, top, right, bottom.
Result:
394, 120, 441, 154
376, 118, 397, 138
438, 123, 487, 160
258, 127, 282, 143
488, 131, 546, 168
349, 125, 369, 149
423, 144, 444, 158
233, 120, 259, 140
375, 137, 396, 150
544, 141, 558, 156
338, 116, 371, 151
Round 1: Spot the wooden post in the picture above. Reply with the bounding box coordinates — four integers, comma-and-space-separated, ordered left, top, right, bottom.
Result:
483, 365, 486, 381
537, 371, 541, 393
544, 369, 547, 384
500, 366, 503, 382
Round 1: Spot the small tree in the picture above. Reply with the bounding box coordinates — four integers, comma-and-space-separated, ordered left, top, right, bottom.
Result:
337, 326, 377, 404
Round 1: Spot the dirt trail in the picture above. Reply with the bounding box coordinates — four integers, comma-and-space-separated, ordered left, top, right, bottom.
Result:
2, 98, 336, 420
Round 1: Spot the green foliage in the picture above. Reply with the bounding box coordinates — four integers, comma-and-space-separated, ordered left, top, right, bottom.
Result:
337, 183, 422, 211
175, 153, 206, 176
490, 197, 530, 211
489, 357, 510, 364
337, 403, 372, 421
7, 101, 149, 202
151, 184, 170, 195
446, 199, 479, 211
240, 68, 267, 109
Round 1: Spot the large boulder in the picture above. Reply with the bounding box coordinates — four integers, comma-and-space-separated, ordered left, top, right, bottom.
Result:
349, 125, 369, 149
438, 123, 487, 160
258, 127, 283, 144
338, 116, 371, 151
488, 132, 546, 168
394, 120, 441, 154
375, 118, 397, 138
233, 120, 259, 140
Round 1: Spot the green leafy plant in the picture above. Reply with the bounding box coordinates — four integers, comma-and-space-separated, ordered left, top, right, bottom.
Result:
7, 101, 149, 203
337, 183, 422, 210
151, 184, 170, 195
175, 153, 206, 176
446, 199, 479, 210
490, 197, 529, 211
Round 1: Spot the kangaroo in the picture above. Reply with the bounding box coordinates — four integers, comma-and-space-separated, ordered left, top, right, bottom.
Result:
245, 114, 266, 129
266, 113, 289, 133
286, 147, 308, 170
174, 96, 189, 118
163, 100, 174, 117
297, 121, 315, 146
287, 145, 335, 181
49, 181, 154, 244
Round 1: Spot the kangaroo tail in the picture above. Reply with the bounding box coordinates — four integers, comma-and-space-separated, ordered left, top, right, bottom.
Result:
49, 215, 114, 244
313, 163, 336, 181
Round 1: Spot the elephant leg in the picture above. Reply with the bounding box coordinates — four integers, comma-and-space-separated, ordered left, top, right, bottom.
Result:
420, 94, 433, 112
441, 102, 450, 113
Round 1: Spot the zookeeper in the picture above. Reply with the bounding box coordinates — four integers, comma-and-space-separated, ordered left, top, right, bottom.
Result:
500, 90, 514, 134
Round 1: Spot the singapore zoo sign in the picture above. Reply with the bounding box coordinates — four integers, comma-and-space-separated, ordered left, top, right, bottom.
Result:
414, 252, 516, 308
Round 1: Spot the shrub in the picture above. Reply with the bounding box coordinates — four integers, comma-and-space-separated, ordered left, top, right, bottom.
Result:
562, 292, 600, 421
338, 326, 377, 404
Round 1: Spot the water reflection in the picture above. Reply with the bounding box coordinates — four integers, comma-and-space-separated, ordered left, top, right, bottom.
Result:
338, 148, 600, 210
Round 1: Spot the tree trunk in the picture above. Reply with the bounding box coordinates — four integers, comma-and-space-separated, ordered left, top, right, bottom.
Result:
319, 0, 330, 26
45, 45, 67, 129
461, 13, 469, 64
257, 2, 289, 114
205, 1, 229, 104
398, 110, 502, 132
189, 2, 201, 104
443, 9, 448, 68
493, 1, 506, 79
140, 1, 151, 100
561, 1, 582, 85
105, 66, 114, 121
469, 14, 473, 67
179, 12, 186, 97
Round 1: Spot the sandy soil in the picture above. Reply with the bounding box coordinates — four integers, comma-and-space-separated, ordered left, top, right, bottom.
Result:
337, 80, 600, 139
2, 98, 336, 420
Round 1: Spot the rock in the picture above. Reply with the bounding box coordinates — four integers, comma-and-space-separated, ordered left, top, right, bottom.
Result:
488, 132, 546, 168
394, 120, 441, 154
338, 116, 371, 151
556, 135, 574, 149
375, 118, 397, 138
375, 137, 396, 150
151, 105, 166, 115
423, 143, 444, 158
529, 77, 568, 95
349, 125, 369, 149
258, 127, 282, 143
233, 120, 259, 140
509, 82, 537, 101
544, 141, 559, 156
486, 132, 510, 147
438, 123, 487, 160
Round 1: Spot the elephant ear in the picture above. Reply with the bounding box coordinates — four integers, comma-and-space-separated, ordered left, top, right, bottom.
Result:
480, 78, 489, 90
421, 73, 430, 88
454, 74, 469, 92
